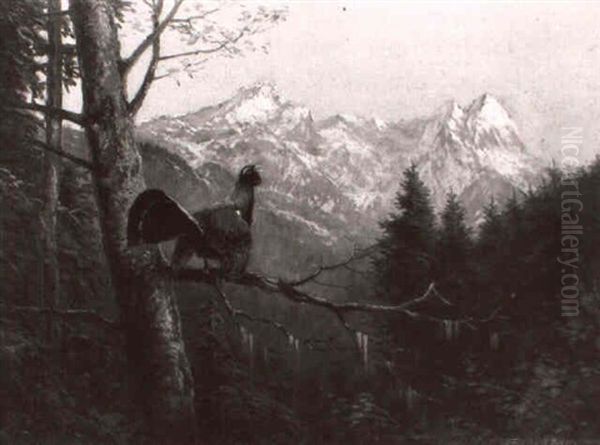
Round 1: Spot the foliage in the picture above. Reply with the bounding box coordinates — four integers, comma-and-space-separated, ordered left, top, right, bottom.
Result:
2, 140, 599, 443
0, 0, 44, 153
374, 163, 436, 302
0, 0, 45, 102
371, 158, 600, 441
436, 191, 474, 307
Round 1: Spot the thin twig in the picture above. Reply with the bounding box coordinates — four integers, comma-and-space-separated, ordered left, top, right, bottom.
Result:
30, 139, 92, 170
4, 102, 85, 126
3, 304, 118, 329
288, 245, 376, 286
121, 0, 185, 75
158, 28, 246, 62
212, 282, 326, 349
128, 0, 163, 116
170, 8, 219, 24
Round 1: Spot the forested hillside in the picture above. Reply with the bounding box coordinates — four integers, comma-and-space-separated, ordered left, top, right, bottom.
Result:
2, 130, 599, 441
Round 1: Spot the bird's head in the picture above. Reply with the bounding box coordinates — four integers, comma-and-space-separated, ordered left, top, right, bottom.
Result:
239, 164, 262, 187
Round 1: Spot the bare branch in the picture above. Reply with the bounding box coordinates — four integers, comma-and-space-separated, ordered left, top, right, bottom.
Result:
121, 0, 185, 76
170, 8, 219, 24
154, 57, 208, 81
288, 245, 376, 286
311, 279, 351, 290
4, 102, 85, 126
177, 267, 504, 324
332, 310, 355, 339
214, 283, 294, 339
30, 139, 93, 170
433, 287, 453, 306
30, 62, 48, 71
59, 205, 85, 228
169, 240, 504, 353
342, 263, 371, 277
176, 267, 436, 316
38, 43, 77, 54
128, 0, 163, 116
213, 283, 337, 350
35, 9, 71, 18
60, 43, 77, 53
158, 28, 246, 62
3, 304, 118, 329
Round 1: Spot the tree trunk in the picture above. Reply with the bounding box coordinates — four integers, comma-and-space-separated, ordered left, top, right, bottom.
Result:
70, 1, 196, 442
40, 0, 63, 337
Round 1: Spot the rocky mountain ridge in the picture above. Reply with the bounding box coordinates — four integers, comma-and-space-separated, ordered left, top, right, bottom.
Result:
137, 82, 544, 248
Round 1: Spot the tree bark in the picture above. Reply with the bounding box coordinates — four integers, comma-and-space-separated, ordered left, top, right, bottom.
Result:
40, 0, 63, 337
70, 1, 196, 442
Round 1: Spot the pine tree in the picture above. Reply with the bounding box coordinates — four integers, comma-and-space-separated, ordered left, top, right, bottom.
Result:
375, 164, 436, 303
516, 171, 563, 311
1, 0, 80, 336
0, 0, 45, 102
476, 197, 506, 295
500, 191, 527, 297
0, 0, 45, 161
478, 198, 503, 256
578, 158, 600, 288
374, 164, 437, 399
436, 191, 473, 305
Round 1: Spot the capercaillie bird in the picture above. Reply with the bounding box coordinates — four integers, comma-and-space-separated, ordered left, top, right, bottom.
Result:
127, 164, 262, 277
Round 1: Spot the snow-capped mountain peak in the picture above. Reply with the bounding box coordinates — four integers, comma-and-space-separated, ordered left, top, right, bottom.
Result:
138, 84, 544, 237
221, 81, 284, 125
466, 93, 518, 133
440, 100, 465, 120
415, 93, 539, 213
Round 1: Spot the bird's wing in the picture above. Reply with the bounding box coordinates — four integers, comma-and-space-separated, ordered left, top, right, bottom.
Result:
127, 189, 203, 246
196, 206, 251, 256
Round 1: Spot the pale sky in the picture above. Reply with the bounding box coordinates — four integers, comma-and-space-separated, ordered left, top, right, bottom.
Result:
68, 1, 600, 162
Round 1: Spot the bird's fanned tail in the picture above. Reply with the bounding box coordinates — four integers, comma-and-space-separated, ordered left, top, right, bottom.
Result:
127, 189, 204, 247
128, 165, 260, 277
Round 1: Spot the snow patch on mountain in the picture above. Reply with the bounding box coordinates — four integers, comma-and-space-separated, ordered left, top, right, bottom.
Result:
137, 82, 544, 240
415, 93, 540, 212
467, 93, 517, 132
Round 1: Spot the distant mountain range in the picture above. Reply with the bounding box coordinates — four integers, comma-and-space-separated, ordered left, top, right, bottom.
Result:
136, 82, 544, 264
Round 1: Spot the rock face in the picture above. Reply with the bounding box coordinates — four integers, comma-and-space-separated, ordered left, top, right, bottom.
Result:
136, 82, 544, 270
414, 94, 541, 223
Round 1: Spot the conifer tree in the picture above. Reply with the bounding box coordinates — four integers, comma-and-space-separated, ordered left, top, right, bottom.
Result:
1, 0, 80, 334
375, 164, 436, 303
501, 191, 529, 297
476, 197, 505, 294
577, 158, 600, 288
478, 198, 502, 256
0, 0, 44, 152
436, 191, 473, 306
374, 164, 437, 397
518, 171, 563, 307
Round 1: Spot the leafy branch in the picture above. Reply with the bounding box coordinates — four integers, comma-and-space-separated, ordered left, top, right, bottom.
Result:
120, 0, 185, 76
